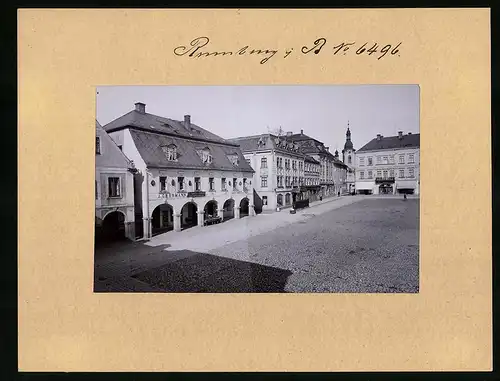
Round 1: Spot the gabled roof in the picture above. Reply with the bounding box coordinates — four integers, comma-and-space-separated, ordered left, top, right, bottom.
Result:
358, 133, 420, 152
130, 129, 254, 172
103, 110, 235, 146
96, 120, 133, 169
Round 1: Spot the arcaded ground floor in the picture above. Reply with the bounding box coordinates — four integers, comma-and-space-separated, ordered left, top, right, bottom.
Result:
94, 195, 419, 293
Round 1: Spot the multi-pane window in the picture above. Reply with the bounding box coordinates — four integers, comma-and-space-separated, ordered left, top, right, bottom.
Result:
178, 177, 184, 190
360, 171, 365, 179
383, 156, 388, 165
408, 154, 415, 164
377, 170, 382, 177
389, 155, 395, 164
409, 168, 415, 178
160, 176, 167, 191
194, 177, 201, 191
221, 178, 227, 190
377, 156, 382, 164
96, 137, 101, 155
399, 169, 405, 178
246, 158, 251, 166
262, 196, 268, 205
348, 156, 352, 164
108, 177, 120, 197
368, 170, 373, 179
233, 178, 237, 189
368, 157, 373, 166
209, 177, 214, 191
359, 157, 365, 166
383, 170, 388, 178
389, 169, 395, 178
399, 155, 405, 164
261, 157, 267, 168
261, 176, 268, 187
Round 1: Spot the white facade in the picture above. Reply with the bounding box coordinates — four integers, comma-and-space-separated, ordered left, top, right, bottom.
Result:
109, 128, 254, 238
355, 146, 420, 195
95, 122, 136, 241
243, 149, 305, 212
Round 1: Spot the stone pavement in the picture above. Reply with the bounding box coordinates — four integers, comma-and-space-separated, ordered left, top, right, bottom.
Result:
94, 194, 419, 292
145, 195, 366, 253
93, 195, 365, 289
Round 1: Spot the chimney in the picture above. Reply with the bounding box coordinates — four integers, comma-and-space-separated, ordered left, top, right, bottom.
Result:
287, 131, 293, 137
300, 129, 304, 135
377, 134, 382, 141
135, 102, 146, 113
184, 115, 191, 128
398, 131, 403, 139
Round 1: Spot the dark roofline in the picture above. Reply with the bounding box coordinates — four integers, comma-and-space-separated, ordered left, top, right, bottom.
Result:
148, 164, 254, 173
106, 124, 241, 148
357, 133, 420, 152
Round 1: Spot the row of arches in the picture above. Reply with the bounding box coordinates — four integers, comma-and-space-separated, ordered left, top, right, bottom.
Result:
151, 197, 250, 235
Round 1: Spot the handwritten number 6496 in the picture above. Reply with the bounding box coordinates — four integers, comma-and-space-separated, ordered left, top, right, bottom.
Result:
356, 42, 401, 60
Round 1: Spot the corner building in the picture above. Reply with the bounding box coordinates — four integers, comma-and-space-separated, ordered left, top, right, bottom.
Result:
103, 102, 255, 238
355, 131, 420, 195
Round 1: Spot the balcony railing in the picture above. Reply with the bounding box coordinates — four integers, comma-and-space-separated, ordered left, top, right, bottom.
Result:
375, 177, 395, 183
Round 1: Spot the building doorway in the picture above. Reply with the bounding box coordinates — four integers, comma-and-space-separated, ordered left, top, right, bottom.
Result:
99, 211, 126, 242
379, 184, 394, 194
277, 194, 283, 207
223, 198, 235, 220
204, 200, 218, 219
180, 202, 198, 230
240, 197, 249, 217
151, 204, 174, 236
285, 193, 291, 206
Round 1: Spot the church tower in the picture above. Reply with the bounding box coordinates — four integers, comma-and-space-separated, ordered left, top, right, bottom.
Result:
342, 121, 355, 165
341, 121, 356, 194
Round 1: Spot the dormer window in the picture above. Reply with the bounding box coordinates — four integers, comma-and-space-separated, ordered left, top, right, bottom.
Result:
197, 147, 212, 164
227, 153, 239, 166
162, 144, 178, 161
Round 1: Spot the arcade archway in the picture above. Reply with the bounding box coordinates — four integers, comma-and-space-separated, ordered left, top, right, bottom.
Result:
180, 202, 198, 230
151, 203, 174, 236
223, 198, 235, 220
240, 197, 249, 217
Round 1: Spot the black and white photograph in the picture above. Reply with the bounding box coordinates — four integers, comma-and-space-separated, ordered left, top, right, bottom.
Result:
94, 85, 420, 293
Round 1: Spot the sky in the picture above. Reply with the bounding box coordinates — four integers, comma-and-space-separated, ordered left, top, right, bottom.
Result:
96, 85, 419, 151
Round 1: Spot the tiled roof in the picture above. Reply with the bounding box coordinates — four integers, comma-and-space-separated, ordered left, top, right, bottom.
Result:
304, 155, 320, 164
358, 133, 420, 152
130, 129, 254, 173
103, 110, 232, 145
230, 134, 305, 157
333, 157, 347, 168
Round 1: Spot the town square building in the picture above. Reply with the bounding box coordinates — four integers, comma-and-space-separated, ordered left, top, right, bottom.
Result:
230, 134, 306, 212
355, 131, 420, 195
103, 102, 255, 238
287, 130, 345, 198
95, 120, 136, 241
302, 155, 321, 202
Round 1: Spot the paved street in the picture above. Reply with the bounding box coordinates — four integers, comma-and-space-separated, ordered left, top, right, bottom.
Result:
94, 195, 419, 293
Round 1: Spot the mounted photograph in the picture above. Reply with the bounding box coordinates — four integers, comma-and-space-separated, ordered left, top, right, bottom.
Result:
94, 85, 420, 293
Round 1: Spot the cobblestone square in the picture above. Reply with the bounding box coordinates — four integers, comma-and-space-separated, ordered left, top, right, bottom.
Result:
94, 196, 419, 293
